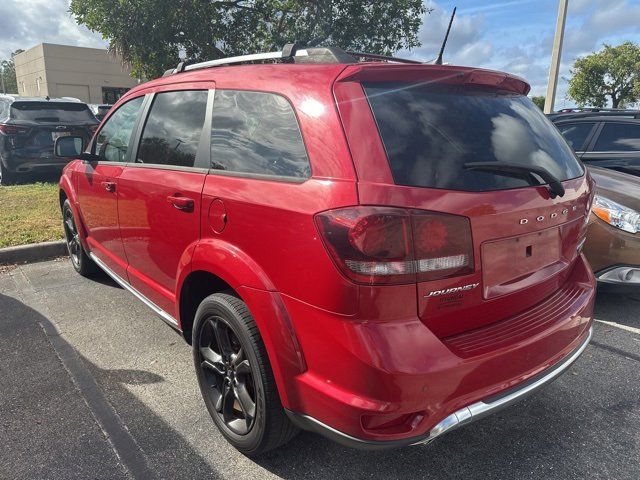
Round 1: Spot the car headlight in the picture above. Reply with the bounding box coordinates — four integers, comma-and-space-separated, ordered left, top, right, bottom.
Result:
592, 195, 640, 234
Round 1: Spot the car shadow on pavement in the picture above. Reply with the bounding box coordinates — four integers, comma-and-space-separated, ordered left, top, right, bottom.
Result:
0, 293, 222, 480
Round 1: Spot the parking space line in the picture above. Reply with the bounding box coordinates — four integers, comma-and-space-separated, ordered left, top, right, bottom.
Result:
595, 319, 640, 335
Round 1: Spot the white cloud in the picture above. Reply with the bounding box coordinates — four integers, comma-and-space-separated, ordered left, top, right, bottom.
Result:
0, 0, 106, 59
401, 2, 492, 65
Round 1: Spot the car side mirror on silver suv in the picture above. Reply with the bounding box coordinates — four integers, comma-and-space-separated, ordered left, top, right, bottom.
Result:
54, 135, 84, 158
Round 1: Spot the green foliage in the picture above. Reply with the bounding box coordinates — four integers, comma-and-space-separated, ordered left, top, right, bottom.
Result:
568, 42, 640, 108
0, 50, 24, 94
531, 95, 545, 110
70, 0, 429, 79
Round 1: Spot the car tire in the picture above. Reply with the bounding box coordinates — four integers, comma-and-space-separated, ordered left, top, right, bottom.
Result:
193, 292, 298, 456
0, 161, 16, 186
62, 199, 97, 277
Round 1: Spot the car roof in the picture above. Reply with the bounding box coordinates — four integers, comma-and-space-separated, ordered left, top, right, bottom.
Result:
0, 95, 86, 104
123, 45, 530, 100
550, 110, 640, 122
126, 62, 530, 99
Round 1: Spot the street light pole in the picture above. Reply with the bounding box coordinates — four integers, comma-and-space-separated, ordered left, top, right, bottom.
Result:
544, 0, 569, 114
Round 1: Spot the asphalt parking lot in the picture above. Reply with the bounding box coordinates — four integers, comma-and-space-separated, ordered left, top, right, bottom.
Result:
1, 259, 639, 480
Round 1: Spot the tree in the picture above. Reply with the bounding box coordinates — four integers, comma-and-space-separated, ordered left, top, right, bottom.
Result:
568, 42, 640, 108
0, 49, 24, 94
531, 95, 545, 110
70, 0, 429, 79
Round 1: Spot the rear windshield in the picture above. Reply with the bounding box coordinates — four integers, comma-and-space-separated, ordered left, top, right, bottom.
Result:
363, 83, 584, 191
10, 102, 96, 123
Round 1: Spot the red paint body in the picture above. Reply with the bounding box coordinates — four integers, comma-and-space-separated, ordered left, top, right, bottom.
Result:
60, 61, 595, 444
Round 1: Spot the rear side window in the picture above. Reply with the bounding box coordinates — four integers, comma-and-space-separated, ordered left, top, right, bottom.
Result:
94, 96, 144, 162
593, 123, 640, 151
210, 90, 310, 179
363, 83, 584, 191
10, 102, 96, 123
136, 90, 208, 168
557, 122, 595, 151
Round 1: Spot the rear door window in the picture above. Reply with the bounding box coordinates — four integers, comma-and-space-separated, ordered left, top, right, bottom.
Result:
210, 90, 310, 179
136, 90, 208, 168
363, 83, 584, 191
10, 102, 96, 124
593, 123, 640, 151
94, 96, 144, 162
556, 122, 596, 151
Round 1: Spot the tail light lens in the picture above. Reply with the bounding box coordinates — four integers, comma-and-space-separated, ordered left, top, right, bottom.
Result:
315, 207, 474, 285
0, 124, 29, 135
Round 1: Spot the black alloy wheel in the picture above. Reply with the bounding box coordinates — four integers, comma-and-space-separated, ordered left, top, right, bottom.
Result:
63, 205, 82, 269
197, 315, 257, 435
61, 199, 97, 276
192, 293, 298, 455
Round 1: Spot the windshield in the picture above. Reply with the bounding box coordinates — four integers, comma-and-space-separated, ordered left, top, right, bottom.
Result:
10, 102, 97, 124
363, 82, 584, 191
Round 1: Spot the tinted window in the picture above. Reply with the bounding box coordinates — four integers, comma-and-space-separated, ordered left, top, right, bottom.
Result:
364, 83, 584, 191
136, 90, 208, 168
210, 90, 310, 178
10, 102, 96, 123
557, 122, 595, 150
94, 96, 144, 162
593, 123, 640, 151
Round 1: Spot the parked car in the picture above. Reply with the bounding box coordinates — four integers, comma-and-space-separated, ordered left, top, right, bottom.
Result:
0, 95, 99, 185
56, 45, 595, 455
583, 166, 640, 290
88, 104, 112, 121
550, 109, 640, 177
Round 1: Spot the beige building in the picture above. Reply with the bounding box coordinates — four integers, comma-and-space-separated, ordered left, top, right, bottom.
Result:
14, 43, 138, 104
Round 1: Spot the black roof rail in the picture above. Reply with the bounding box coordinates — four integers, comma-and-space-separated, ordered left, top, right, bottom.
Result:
162, 44, 422, 76
345, 51, 422, 64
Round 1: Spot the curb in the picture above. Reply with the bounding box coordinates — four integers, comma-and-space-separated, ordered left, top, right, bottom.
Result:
0, 240, 67, 265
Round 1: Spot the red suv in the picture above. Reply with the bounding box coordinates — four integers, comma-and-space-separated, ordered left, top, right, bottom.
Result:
57, 46, 595, 455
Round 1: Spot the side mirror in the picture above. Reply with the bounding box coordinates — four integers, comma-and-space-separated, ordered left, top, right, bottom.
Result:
54, 136, 84, 158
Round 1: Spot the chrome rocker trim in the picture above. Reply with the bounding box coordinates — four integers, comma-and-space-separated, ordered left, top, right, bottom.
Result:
89, 252, 180, 330
286, 326, 593, 450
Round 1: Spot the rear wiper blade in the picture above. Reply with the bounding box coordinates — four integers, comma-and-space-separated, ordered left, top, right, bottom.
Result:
463, 162, 565, 198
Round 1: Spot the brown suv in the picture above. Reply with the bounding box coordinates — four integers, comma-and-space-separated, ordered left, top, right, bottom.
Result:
584, 166, 640, 290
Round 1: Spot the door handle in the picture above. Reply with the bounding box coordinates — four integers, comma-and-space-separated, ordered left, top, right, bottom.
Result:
167, 195, 194, 212
101, 181, 116, 192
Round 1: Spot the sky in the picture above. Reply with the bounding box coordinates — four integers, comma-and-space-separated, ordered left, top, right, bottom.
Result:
1, 0, 639, 107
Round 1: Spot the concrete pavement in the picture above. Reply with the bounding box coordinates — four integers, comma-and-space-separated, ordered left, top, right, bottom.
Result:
1, 259, 639, 479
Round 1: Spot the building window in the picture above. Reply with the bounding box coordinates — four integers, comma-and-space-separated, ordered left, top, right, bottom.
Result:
102, 87, 129, 104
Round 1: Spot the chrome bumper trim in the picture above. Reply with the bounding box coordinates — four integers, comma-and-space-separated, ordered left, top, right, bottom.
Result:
415, 326, 593, 445
89, 252, 180, 329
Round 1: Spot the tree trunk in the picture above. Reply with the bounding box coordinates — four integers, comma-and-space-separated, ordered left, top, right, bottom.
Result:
611, 93, 619, 108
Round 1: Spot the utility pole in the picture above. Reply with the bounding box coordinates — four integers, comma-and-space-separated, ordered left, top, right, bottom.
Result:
544, 0, 568, 114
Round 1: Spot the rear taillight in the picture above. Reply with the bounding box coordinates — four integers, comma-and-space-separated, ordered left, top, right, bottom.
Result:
0, 124, 29, 135
315, 207, 474, 285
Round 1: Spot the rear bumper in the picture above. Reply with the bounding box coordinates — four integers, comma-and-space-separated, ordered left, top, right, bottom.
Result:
2, 151, 70, 173
286, 326, 592, 450
283, 254, 595, 448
